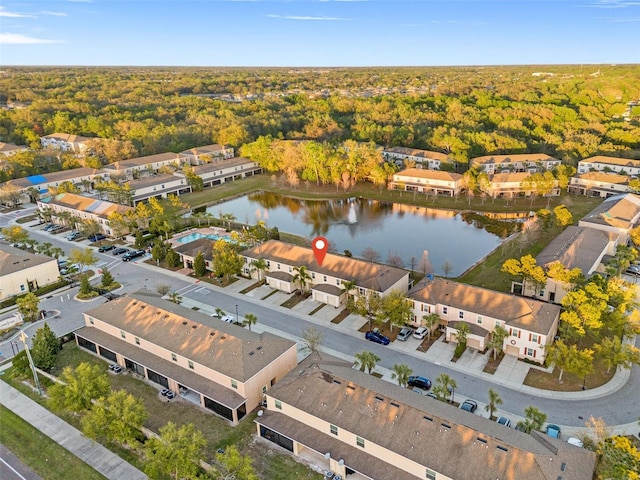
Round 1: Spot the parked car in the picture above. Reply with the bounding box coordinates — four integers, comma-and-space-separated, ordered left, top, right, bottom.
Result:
112, 247, 129, 255
407, 375, 432, 390
413, 326, 429, 340
626, 265, 640, 275
111, 365, 123, 374
122, 249, 145, 261
365, 330, 390, 345
48, 225, 64, 233
60, 264, 79, 276
221, 315, 234, 323
460, 399, 478, 413
496, 416, 512, 427
566, 437, 583, 448
88, 233, 106, 242
426, 392, 438, 399
98, 244, 116, 252
43, 223, 56, 231
66, 231, 81, 241
397, 327, 413, 341
546, 424, 561, 439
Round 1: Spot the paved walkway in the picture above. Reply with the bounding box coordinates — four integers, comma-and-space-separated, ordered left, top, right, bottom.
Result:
0, 379, 147, 480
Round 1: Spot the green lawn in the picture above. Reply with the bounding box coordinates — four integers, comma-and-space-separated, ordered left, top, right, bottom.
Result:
52, 343, 323, 478
0, 404, 108, 480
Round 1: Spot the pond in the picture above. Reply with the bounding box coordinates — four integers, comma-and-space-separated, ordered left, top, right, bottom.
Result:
203, 192, 505, 277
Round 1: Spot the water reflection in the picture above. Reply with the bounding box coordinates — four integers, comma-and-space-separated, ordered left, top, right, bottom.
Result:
205, 192, 503, 277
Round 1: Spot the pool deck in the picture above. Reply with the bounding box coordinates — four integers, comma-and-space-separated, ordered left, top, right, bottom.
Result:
169, 227, 230, 247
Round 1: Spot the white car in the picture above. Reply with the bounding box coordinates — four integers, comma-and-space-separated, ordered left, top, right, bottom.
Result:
566, 437, 584, 448
413, 327, 429, 340
221, 315, 234, 323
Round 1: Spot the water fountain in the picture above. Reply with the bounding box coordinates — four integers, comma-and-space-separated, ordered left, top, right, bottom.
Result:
347, 202, 357, 224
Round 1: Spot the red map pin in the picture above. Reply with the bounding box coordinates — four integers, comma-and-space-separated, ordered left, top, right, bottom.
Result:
312, 237, 328, 266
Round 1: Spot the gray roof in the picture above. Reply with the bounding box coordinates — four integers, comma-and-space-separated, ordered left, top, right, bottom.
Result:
173, 238, 213, 261
127, 173, 182, 189
264, 353, 596, 480
409, 278, 560, 335
5, 167, 107, 189
536, 226, 611, 274
103, 152, 179, 170
579, 193, 640, 231
83, 291, 296, 382
192, 157, 257, 175
0, 244, 57, 276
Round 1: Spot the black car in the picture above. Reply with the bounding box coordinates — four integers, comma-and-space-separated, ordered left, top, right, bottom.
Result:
88, 233, 106, 242
98, 244, 116, 252
407, 375, 432, 390
112, 247, 129, 255
122, 249, 145, 261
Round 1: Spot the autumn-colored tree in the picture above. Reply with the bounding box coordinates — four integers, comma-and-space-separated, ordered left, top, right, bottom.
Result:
501, 254, 546, 296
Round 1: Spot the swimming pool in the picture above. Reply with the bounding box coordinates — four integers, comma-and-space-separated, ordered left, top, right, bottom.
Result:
176, 232, 224, 243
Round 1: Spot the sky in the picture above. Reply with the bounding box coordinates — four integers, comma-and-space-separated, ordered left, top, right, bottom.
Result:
0, 0, 639, 67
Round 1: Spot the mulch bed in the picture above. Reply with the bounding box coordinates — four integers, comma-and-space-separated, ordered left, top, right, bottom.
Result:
330, 309, 350, 324
483, 351, 505, 374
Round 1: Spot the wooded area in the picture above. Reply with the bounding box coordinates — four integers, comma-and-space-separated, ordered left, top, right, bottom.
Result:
0, 65, 638, 182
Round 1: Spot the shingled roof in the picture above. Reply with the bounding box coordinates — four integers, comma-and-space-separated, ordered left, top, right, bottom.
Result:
536, 226, 612, 274
262, 353, 596, 480
579, 193, 640, 230
472, 153, 558, 165
409, 278, 560, 335
242, 240, 409, 294
581, 155, 640, 168
83, 291, 296, 382
41, 193, 132, 218
103, 152, 179, 170
0, 244, 57, 276
394, 168, 462, 182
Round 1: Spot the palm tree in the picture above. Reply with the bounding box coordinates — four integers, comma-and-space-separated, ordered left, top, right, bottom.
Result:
243, 313, 257, 331
434, 373, 457, 403
220, 212, 236, 231
292, 265, 312, 295
50, 247, 64, 260
250, 258, 268, 282
422, 313, 440, 341
488, 326, 509, 361
455, 322, 470, 346
484, 388, 503, 420
391, 363, 413, 387
342, 279, 357, 306
168, 291, 182, 304
37, 242, 54, 257
354, 351, 380, 375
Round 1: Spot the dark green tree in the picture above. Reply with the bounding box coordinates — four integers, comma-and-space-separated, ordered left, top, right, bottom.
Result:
165, 248, 181, 268
144, 422, 207, 480
30, 323, 61, 371
193, 251, 207, 277
79, 275, 93, 296
100, 266, 115, 288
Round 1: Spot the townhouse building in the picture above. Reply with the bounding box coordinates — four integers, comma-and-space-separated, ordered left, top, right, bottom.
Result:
179, 144, 235, 165
128, 173, 192, 205
0, 142, 28, 157
471, 153, 561, 175
568, 172, 630, 198
484, 172, 560, 199
103, 152, 182, 181
383, 147, 452, 170
241, 240, 410, 307
37, 193, 134, 237
0, 244, 60, 300
74, 291, 297, 425
408, 278, 561, 363
0, 167, 109, 203
192, 157, 262, 188
577, 155, 640, 176
526, 226, 617, 304
389, 168, 464, 197
578, 193, 640, 244
40, 133, 91, 153
256, 352, 596, 480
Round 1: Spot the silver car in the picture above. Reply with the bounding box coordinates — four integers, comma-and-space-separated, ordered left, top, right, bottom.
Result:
397, 327, 413, 341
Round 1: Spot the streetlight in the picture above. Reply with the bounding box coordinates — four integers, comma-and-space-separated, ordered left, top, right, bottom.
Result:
235, 304, 239, 324
582, 375, 587, 391
19, 331, 42, 396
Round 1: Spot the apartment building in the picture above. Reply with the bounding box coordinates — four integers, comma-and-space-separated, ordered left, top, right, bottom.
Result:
577, 155, 640, 176
40, 133, 91, 153
383, 147, 452, 170
578, 193, 640, 244
389, 168, 464, 197
103, 152, 182, 180
0, 244, 60, 300
568, 172, 630, 198
179, 144, 235, 165
471, 153, 561, 175
75, 291, 297, 425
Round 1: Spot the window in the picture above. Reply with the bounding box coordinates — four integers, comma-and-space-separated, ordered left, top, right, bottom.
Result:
356, 437, 365, 448
531, 334, 539, 343
336, 279, 341, 285
526, 348, 536, 358
275, 400, 282, 410
171, 353, 177, 362
277, 264, 280, 270
323, 275, 327, 281
442, 307, 448, 315
135, 337, 140, 345
330, 424, 338, 435
511, 328, 520, 338
426, 469, 436, 480
539, 290, 545, 297
188, 360, 194, 370
288, 267, 292, 272
458, 311, 464, 319
20, 285, 26, 292
262, 385, 267, 394
120, 330, 126, 339
311, 272, 316, 279
89, 318, 94, 325
476, 316, 482, 324
231, 379, 238, 389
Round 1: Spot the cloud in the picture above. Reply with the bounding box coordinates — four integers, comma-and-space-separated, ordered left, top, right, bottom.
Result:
266, 13, 348, 20
0, 7, 36, 18
582, 0, 640, 8
0, 33, 62, 45
41, 11, 68, 17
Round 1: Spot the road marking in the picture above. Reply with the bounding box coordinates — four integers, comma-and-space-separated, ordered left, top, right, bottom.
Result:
0, 456, 28, 480
196, 287, 208, 294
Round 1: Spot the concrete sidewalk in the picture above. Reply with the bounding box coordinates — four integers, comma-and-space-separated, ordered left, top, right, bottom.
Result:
0, 380, 147, 480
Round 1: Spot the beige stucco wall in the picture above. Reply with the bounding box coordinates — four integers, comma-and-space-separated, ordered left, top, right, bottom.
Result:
0, 260, 60, 299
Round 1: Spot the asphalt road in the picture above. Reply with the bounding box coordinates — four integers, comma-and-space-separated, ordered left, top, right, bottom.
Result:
2, 208, 639, 429
0, 444, 42, 480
